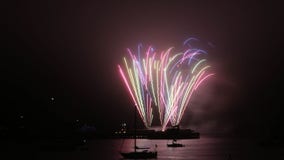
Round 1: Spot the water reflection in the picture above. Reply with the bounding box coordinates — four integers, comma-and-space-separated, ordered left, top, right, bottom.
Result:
36, 136, 284, 160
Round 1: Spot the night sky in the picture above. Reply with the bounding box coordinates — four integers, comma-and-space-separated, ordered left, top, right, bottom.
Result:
1, 1, 283, 136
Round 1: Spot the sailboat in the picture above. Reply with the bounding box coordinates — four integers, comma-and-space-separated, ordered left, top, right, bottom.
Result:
166, 125, 184, 147
120, 106, 157, 159
167, 139, 184, 147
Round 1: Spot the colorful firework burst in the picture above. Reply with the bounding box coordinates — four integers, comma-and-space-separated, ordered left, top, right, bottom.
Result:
118, 40, 214, 130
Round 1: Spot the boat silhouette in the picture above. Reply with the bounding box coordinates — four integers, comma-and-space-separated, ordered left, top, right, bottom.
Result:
120, 105, 157, 159
167, 139, 185, 147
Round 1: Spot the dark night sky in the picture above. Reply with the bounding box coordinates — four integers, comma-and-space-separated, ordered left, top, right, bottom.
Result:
1, 1, 283, 135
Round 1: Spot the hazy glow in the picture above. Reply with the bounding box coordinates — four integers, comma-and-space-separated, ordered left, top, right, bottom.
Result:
118, 40, 214, 130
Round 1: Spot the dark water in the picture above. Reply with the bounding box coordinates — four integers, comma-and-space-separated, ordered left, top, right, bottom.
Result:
3, 136, 284, 160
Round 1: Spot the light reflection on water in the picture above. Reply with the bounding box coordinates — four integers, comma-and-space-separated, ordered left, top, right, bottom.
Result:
37, 136, 284, 160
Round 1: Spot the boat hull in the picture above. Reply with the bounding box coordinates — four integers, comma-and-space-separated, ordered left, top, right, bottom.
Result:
167, 143, 184, 147
120, 151, 157, 159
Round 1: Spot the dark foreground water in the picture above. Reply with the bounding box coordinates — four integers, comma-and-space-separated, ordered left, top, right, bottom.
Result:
2, 136, 284, 160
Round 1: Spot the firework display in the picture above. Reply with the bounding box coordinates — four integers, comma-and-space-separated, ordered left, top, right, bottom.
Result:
118, 40, 214, 130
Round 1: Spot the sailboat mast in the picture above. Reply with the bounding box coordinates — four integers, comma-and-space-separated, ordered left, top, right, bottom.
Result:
134, 105, 137, 153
